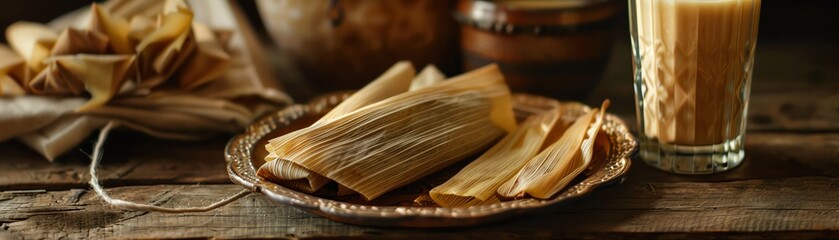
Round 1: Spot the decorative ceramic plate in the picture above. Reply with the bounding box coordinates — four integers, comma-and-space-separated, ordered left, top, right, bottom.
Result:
225, 92, 636, 227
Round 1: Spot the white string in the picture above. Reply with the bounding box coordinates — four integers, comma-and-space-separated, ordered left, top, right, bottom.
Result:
88, 121, 250, 213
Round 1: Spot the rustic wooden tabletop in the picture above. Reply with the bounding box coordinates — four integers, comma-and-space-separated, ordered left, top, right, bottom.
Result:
1, 38, 837, 239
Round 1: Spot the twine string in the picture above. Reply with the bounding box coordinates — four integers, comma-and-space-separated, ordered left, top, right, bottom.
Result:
88, 121, 250, 213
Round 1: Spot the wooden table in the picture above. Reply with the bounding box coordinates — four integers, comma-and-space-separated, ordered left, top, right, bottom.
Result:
1, 39, 837, 239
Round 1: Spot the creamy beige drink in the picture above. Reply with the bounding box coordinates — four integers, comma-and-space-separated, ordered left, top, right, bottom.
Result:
630, 0, 761, 173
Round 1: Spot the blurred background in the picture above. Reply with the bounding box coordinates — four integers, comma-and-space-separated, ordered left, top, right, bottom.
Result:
2, 1, 836, 46
0, 0, 836, 103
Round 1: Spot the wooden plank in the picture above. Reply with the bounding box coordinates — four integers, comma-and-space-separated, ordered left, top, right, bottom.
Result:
0, 133, 230, 190
1, 176, 836, 239
2, 133, 835, 189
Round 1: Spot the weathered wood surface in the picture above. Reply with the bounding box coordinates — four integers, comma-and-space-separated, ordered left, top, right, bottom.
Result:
0, 134, 230, 191
0, 132, 837, 239
1, 178, 836, 239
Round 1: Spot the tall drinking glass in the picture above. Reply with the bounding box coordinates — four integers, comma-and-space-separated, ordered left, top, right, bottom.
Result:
628, 0, 761, 174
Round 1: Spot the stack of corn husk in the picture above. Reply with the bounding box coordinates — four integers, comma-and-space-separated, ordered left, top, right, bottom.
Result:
0, 0, 290, 160
259, 62, 610, 205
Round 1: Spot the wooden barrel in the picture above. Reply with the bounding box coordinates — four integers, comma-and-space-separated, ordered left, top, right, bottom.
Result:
457, 0, 620, 100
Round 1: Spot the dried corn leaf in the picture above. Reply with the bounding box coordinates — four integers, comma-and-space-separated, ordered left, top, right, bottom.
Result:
128, 16, 156, 43
89, 3, 133, 54
410, 65, 445, 91
6, 22, 57, 72
51, 28, 109, 56
430, 107, 561, 207
177, 22, 231, 89
0, 76, 24, 95
0, 45, 27, 95
498, 100, 609, 199
29, 61, 86, 95
135, 0, 194, 88
260, 61, 416, 193
585, 130, 612, 176
37, 55, 136, 112
266, 64, 515, 200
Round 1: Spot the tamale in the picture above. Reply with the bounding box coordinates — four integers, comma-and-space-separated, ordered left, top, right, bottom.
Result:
336, 64, 444, 196
259, 61, 416, 192
265, 64, 515, 200
497, 100, 609, 199
429, 107, 561, 207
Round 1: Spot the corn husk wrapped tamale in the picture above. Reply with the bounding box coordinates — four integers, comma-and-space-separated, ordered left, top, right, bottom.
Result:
259, 61, 416, 193
334, 64, 446, 195
497, 100, 609, 199
260, 64, 447, 194
429, 105, 561, 207
264, 64, 515, 200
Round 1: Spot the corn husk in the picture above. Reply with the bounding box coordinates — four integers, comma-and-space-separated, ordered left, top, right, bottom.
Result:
410, 65, 445, 91
2, 0, 238, 112
134, 0, 194, 88
264, 64, 515, 200
259, 64, 445, 194
89, 3, 133, 54
0, 45, 27, 95
327, 65, 447, 196
5, 22, 57, 72
497, 100, 610, 199
177, 22, 230, 89
259, 61, 417, 193
429, 106, 561, 207
33, 55, 136, 112
51, 28, 109, 56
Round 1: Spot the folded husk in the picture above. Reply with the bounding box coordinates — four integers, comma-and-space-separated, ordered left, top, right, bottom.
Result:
51, 28, 109, 56
265, 64, 515, 200
177, 22, 230, 89
6, 22, 57, 72
497, 100, 610, 199
89, 3, 133, 54
0, 45, 26, 95
410, 65, 445, 91
134, 0, 194, 88
429, 105, 561, 207
2, 0, 238, 112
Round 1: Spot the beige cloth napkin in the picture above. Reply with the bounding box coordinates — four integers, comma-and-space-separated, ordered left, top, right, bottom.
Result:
0, 0, 291, 161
